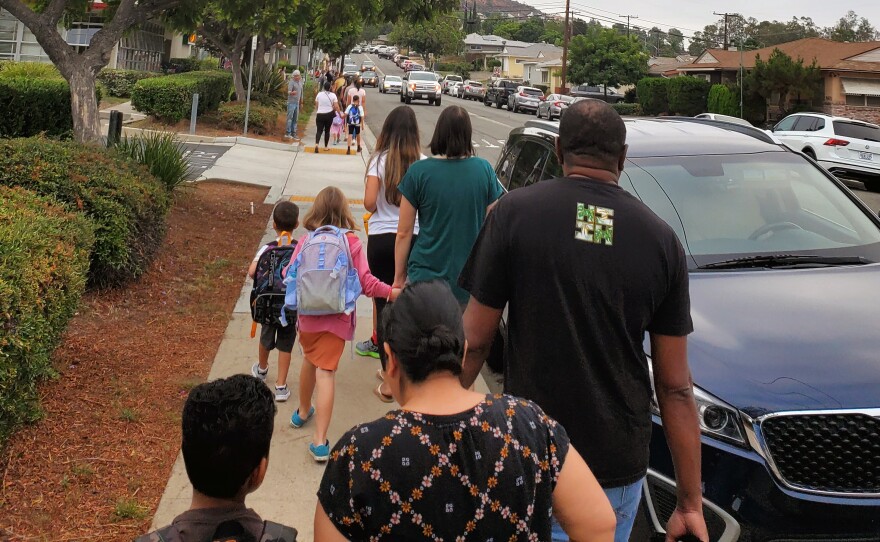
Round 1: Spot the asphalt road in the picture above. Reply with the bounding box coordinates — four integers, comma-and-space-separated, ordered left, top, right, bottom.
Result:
182, 143, 231, 180
354, 53, 532, 165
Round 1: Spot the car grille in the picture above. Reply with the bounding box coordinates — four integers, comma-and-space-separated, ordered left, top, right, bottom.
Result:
761, 413, 880, 495
644, 473, 736, 541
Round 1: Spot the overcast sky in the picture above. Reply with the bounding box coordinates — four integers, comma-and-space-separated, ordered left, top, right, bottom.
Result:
526, 0, 879, 42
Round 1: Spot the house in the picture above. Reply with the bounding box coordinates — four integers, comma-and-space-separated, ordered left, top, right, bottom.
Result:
647, 54, 695, 77
464, 33, 529, 70
678, 38, 880, 123
0, 6, 194, 71
497, 42, 562, 80
531, 57, 562, 90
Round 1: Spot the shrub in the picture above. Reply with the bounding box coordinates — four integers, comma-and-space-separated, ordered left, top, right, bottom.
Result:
164, 57, 202, 73
0, 138, 170, 288
197, 57, 221, 71
114, 131, 192, 191
612, 103, 643, 116
244, 65, 286, 108
534, 84, 549, 94
217, 102, 278, 135
132, 71, 232, 123
0, 186, 94, 446
636, 77, 669, 116
707, 84, 740, 117
0, 61, 60, 78
624, 87, 638, 104
97, 69, 161, 97
0, 77, 73, 137
667, 76, 711, 117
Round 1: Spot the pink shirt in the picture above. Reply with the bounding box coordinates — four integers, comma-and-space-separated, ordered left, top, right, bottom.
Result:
288, 232, 391, 340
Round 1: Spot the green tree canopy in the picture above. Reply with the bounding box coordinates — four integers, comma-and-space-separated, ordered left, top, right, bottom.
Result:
825, 10, 879, 42
388, 13, 463, 66
744, 48, 822, 113
568, 26, 648, 91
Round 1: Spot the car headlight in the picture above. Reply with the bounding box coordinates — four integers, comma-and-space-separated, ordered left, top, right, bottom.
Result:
648, 359, 747, 447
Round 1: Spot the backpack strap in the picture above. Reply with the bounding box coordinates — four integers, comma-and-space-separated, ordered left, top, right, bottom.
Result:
260, 520, 298, 542
134, 525, 178, 542
277, 231, 293, 246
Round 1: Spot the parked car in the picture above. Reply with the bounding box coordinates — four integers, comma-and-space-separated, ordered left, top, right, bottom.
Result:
406, 63, 424, 72
493, 117, 880, 541
461, 80, 485, 100
448, 81, 463, 98
569, 84, 624, 103
484, 79, 520, 109
397, 55, 410, 68
402, 59, 413, 70
508, 86, 544, 113
378, 48, 396, 59
360, 70, 379, 87
695, 113, 754, 127
536, 93, 575, 119
400, 70, 442, 105
380, 75, 402, 94
441, 74, 463, 94
770, 112, 880, 189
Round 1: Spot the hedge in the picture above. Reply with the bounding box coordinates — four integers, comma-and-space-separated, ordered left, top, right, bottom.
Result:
667, 76, 711, 117
0, 138, 170, 288
0, 77, 73, 137
612, 103, 643, 116
637, 77, 669, 116
0, 186, 94, 446
132, 70, 233, 123
217, 102, 278, 135
97, 69, 161, 97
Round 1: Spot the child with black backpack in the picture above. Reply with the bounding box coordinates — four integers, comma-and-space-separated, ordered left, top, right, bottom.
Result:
248, 200, 299, 401
136, 375, 297, 542
280, 186, 399, 462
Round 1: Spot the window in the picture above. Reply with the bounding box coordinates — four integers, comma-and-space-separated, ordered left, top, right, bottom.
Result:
846, 94, 867, 106
495, 136, 521, 190
869, 96, 880, 107
832, 121, 880, 141
774, 116, 798, 132
792, 116, 818, 131
541, 71, 548, 83
508, 139, 551, 191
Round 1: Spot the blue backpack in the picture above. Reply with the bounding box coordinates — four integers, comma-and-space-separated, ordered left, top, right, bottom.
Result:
281, 226, 362, 324
347, 105, 361, 126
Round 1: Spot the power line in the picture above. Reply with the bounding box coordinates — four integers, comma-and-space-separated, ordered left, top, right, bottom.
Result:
619, 14, 639, 37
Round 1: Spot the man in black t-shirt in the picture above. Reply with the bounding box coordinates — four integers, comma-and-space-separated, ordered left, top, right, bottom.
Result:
459, 100, 708, 542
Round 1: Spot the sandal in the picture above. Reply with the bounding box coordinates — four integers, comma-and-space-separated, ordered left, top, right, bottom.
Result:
376, 369, 385, 382
373, 384, 394, 404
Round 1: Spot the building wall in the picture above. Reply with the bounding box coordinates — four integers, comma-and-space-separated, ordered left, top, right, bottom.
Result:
824, 103, 880, 123
502, 57, 524, 78
822, 72, 880, 124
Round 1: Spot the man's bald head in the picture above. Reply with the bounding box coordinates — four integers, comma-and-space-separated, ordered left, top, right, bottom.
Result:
557, 99, 627, 175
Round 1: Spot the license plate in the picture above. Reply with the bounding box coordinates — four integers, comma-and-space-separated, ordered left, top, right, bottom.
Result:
859, 151, 873, 161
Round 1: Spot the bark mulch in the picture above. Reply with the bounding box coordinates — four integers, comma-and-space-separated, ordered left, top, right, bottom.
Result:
0, 181, 272, 542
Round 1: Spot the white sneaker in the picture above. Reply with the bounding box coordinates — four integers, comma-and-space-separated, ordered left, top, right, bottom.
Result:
251, 363, 268, 381
274, 385, 291, 402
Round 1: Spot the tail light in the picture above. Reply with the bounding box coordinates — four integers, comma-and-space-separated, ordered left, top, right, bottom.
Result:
824, 138, 849, 146
519, 91, 526, 97
554, 101, 563, 107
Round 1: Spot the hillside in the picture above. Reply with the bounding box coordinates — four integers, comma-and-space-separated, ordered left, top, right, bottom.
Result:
474, 0, 542, 16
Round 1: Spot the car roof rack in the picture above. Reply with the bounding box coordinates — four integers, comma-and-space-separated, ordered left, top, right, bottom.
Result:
661, 116, 778, 145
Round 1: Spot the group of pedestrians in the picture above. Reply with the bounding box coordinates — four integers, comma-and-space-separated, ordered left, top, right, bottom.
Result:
312, 70, 367, 155
143, 99, 709, 542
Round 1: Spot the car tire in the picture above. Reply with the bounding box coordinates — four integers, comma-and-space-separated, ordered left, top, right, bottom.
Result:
400, 93, 405, 103
435, 99, 441, 106
496, 99, 502, 109
484, 97, 490, 106
405, 96, 412, 104
429, 98, 435, 105
803, 148, 817, 160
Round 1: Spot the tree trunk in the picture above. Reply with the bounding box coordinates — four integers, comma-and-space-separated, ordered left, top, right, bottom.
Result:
231, 42, 247, 101
254, 36, 268, 68
67, 66, 102, 143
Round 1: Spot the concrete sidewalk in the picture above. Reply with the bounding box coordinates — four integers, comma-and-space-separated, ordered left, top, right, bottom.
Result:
149, 110, 488, 541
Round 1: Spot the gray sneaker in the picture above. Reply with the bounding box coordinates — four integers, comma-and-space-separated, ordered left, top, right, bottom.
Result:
355, 339, 380, 359
274, 385, 290, 402
251, 363, 268, 381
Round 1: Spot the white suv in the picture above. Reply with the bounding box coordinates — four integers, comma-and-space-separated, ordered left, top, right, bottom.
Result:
772, 113, 880, 188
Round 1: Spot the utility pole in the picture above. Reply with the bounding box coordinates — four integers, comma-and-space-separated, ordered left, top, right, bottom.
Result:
714, 11, 733, 50
619, 14, 638, 37
560, 0, 571, 93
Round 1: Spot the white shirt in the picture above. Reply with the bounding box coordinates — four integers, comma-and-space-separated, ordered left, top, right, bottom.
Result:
367, 152, 424, 236
316, 91, 338, 114
347, 87, 366, 105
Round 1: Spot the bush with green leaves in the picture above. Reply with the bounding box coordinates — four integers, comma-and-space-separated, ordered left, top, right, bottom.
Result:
243, 65, 287, 109
0, 62, 100, 138
0, 186, 94, 446
667, 76, 711, 117
636, 77, 669, 116
611, 103, 643, 116
217, 102, 278, 135
97, 69, 161, 97
0, 138, 170, 288
132, 71, 232, 123
114, 131, 192, 191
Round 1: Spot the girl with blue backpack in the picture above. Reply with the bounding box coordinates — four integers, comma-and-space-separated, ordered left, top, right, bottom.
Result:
281, 186, 400, 461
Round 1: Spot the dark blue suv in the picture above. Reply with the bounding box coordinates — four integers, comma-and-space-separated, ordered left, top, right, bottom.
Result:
493, 119, 880, 541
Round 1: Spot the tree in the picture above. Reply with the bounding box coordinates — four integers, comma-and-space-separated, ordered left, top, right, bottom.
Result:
667, 28, 684, 54
493, 20, 521, 40
481, 12, 504, 35
0, 0, 209, 142
515, 16, 545, 43
744, 48, 822, 113
824, 10, 879, 42
568, 26, 648, 92
388, 13, 464, 67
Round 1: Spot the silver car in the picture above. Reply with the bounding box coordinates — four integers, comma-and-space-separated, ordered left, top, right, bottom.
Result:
508, 86, 544, 114
380, 75, 402, 94
537, 94, 575, 120
461, 80, 485, 101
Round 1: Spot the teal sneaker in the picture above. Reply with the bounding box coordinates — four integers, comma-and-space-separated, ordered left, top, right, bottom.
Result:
355, 339, 380, 359
290, 406, 315, 428
309, 440, 331, 462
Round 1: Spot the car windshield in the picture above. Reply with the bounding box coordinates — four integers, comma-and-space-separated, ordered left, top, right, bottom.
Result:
385, 76, 401, 82
626, 152, 880, 267
553, 95, 575, 103
362, 71, 377, 77
344, 65, 357, 71
448, 76, 462, 81
523, 88, 543, 96
409, 72, 435, 81
468, 82, 483, 87
833, 120, 880, 142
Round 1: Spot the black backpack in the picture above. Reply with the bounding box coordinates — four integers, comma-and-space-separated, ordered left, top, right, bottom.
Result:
135, 519, 297, 542
250, 233, 297, 328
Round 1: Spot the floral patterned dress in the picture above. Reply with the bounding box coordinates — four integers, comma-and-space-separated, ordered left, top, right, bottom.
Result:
317, 394, 570, 541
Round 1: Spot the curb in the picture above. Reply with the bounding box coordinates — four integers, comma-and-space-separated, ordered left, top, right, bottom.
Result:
118, 124, 301, 151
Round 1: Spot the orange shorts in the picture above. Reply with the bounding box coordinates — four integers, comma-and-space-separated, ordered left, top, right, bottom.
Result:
299, 331, 345, 371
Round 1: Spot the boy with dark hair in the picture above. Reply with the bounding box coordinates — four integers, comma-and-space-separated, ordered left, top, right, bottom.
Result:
249, 200, 300, 401
137, 375, 297, 542
344, 94, 364, 155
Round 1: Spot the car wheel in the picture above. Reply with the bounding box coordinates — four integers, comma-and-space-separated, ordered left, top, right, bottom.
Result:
496, 99, 502, 109
428, 98, 435, 105
435, 99, 441, 106
400, 93, 405, 103
484, 97, 490, 106
803, 148, 817, 160
405, 96, 412, 104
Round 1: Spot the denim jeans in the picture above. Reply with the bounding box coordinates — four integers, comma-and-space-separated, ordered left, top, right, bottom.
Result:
551, 477, 645, 542
286, 102, 299, 136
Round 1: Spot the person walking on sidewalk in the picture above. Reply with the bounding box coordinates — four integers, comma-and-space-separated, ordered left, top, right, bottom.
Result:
355, 106, 425, 401
284, 70, 304, 140
314, 81, 339, 153
284, 187, 400, 462
393, 105, 503, 305
344, 94, 364, 155
458, 99, 708, 542
345, 78, 366, 111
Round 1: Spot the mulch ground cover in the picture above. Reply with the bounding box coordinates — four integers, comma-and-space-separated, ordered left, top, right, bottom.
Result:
0, 181, 272, 541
